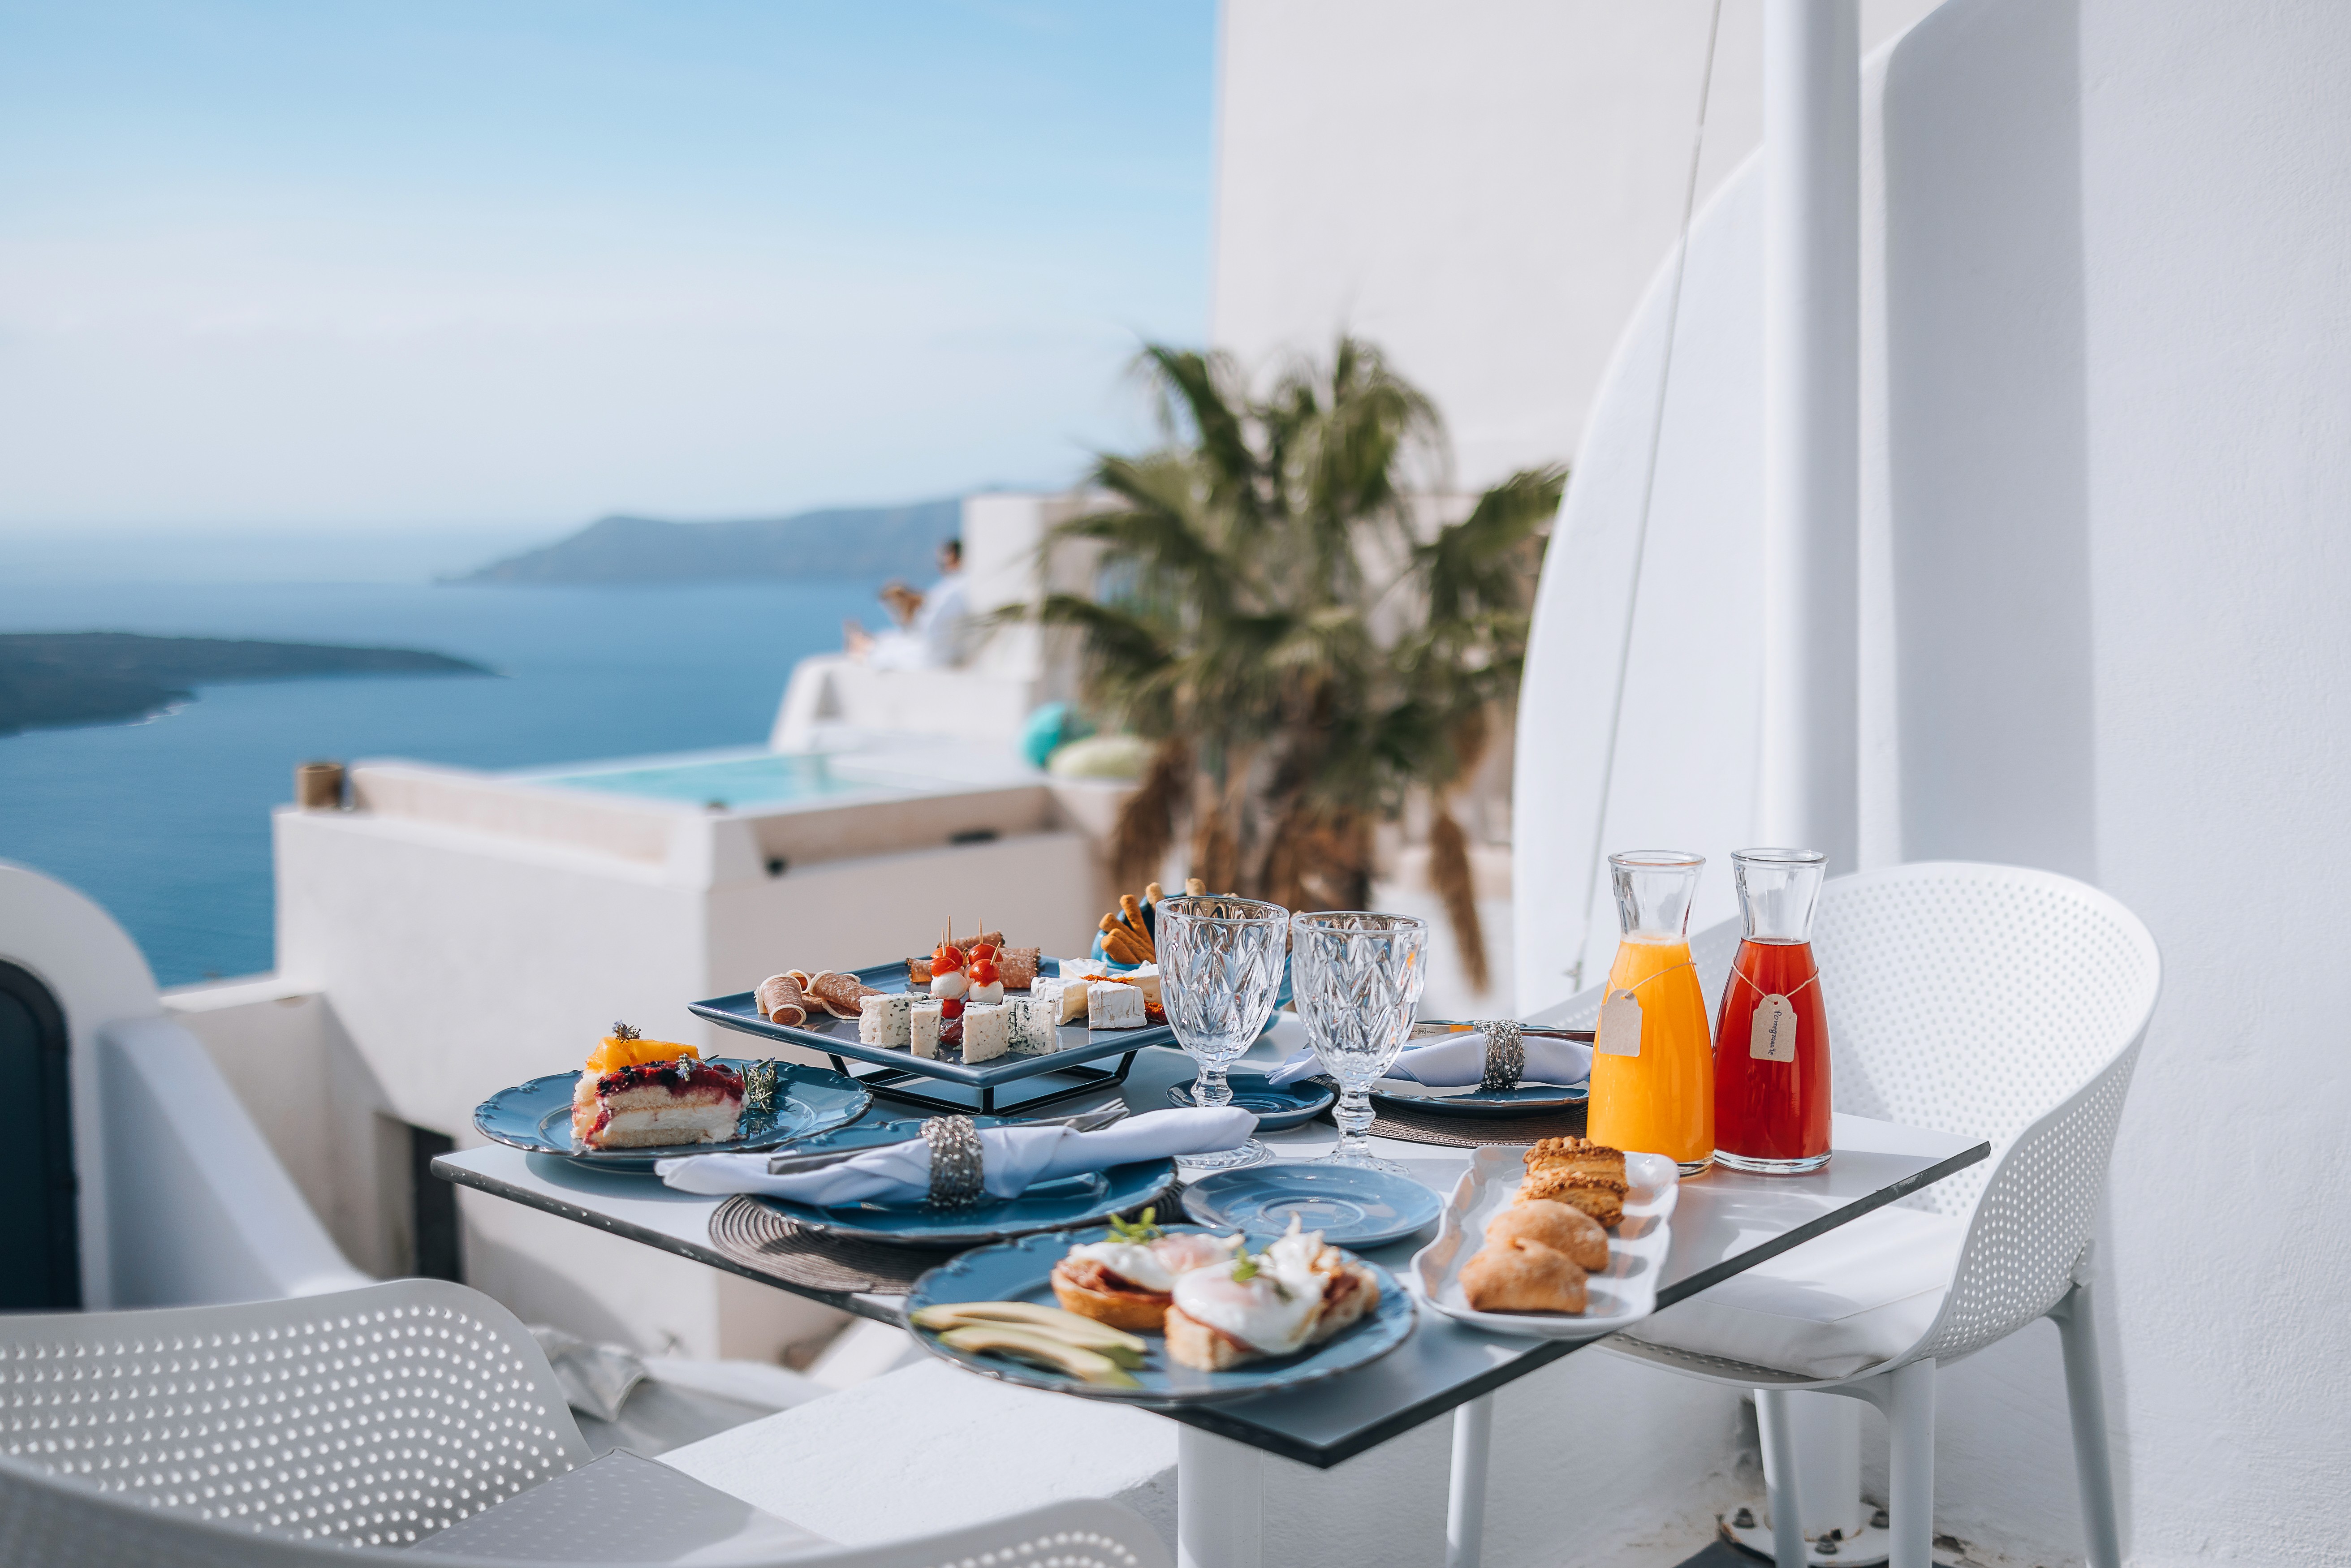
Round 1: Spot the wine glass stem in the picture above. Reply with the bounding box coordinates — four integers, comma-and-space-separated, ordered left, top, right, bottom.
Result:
1194, 1060, 1234, 1110
1334, 1086, 1375, 1156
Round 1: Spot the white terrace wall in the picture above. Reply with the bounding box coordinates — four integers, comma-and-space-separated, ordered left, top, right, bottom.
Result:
1212, 0, 1938, 488
1501, 1, 2351, 1562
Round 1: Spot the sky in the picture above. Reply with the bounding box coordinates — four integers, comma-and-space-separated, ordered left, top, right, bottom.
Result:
0, 1, 1218, 556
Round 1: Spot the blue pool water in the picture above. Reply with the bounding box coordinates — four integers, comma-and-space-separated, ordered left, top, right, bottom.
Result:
0, 577, 884, 984
534, 750, 884, 808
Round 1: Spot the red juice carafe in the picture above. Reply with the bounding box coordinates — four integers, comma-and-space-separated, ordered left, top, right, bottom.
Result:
1713, 848, 1832, 1173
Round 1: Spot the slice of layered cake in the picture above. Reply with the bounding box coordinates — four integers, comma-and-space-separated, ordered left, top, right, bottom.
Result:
572, 1023, 745, 1150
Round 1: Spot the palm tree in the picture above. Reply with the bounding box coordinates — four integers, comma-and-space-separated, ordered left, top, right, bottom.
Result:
1028, 338, 1564, 990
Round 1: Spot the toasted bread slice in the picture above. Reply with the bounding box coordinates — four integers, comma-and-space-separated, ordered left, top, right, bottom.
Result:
1162, 1261, 1380, 1370
1049, 1263, 1172, 1332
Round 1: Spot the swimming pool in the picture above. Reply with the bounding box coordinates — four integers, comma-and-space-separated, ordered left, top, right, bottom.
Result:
530, 750, 893, 809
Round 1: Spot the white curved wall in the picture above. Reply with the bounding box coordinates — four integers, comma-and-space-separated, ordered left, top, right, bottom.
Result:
0, 859, 160, 1304
1512, 0, 2351, 1559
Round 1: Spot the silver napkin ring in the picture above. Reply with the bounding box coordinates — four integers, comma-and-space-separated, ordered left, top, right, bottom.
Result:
1475, 1019, 1526, 1093
923, 1115, 985, 1209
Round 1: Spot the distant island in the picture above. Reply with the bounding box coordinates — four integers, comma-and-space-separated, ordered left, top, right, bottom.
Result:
0, 633, 492, 737
453, 497, 963, 585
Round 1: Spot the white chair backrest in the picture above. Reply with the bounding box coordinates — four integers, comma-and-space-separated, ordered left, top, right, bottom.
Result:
1811, 862, 2161, 1219
0, 1450, 1173, 1568
0, 1278, 591, 1553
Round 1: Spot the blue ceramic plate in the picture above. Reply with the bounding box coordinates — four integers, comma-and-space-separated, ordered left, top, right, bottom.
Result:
473, 1058, 871, 1172
1181, 1164, 1444, 1248
755, 1155, 1178, 1248
906, 1224, 1415, 1404
1163, 1070, 1335, 1130
1367, 1078, 1588, 1118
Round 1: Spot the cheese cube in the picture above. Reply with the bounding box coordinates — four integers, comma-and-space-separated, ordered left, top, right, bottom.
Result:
1087, 981, 1148, 1031
1008, 993, 1059, 1054
962, 1002, 1011, 1063
909, 1000, 945, 1059
858, 992, 912, 1048
1053, 977, 1091, 1025
1059, 959, 1113, 984
1122, 964, 1162, 1006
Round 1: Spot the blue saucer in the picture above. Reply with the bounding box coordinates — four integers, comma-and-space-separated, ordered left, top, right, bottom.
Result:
1367, 1078, 1588, 1118
473, 1058, 871, 1172
1164, 1070, 1335, 1130
1180, 1163, 1443, 1248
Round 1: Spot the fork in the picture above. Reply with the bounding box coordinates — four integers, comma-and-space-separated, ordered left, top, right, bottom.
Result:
763, 1100, 1130, 1175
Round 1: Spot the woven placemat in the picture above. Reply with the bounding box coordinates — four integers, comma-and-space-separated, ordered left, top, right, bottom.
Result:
1360, 1099, 1587, 1148
707, 1195, 948, 1295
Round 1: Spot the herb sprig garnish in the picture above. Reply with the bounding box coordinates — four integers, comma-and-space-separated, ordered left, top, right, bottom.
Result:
1107, 1206, 1163, 1243
1229, 1249, 1291, 1300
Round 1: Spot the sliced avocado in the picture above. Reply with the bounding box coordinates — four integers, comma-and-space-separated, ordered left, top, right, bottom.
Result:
938, 1324, 1142, 1388
910, 1301, 1148, 1365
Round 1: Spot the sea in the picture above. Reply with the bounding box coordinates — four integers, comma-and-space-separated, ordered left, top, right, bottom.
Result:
0, 577, 883, 986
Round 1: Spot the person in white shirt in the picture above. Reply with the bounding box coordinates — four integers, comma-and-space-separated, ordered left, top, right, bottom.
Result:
842, 538, 971, 670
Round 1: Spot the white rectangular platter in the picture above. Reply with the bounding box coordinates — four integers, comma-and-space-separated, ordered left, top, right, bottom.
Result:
1410, 1146, 1680, 1340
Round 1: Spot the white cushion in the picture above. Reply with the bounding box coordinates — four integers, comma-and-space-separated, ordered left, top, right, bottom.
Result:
409, 1449, 833, 1563
1626, 1204, 1963, 1379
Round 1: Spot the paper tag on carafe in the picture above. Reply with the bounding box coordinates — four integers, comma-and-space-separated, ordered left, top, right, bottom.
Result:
1596, 989, 1644, 1057
1750, 994, 1798, 1062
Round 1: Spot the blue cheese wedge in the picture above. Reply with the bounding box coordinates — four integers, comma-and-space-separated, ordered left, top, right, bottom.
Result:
1087, 981, 1148, 1031
1008, 991, 1060, 1054
858, 992, 913, 1048
962, 1002, 1011, 1063
909, 1000, 945, 1059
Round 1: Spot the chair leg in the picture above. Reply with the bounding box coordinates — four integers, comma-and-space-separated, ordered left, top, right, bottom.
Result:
1886, 1360, 1936, 1568
1755, 1388, 1808, 1568
2050, 1284, 2123, 1568
1447, 1393, 1494, 1568
1177, 1425, 1262, 1568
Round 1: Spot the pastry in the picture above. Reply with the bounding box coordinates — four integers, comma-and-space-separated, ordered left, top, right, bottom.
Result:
754, 973, 808, 1026
1482, 1199, 1608, 1271
1087, 981, 1148, 1031
1523, 1136, 1626, 1186
1164, 1218, 1379, 1370
571, 1024, 744, 1150
1052, 1223, 1242, 1331
1516, 1167, 1626, 1229
858, 992, 912, 1048
1460, 1236, 1587, 1314
909, 999, 946, 1058
962, 1001, 1011, 1062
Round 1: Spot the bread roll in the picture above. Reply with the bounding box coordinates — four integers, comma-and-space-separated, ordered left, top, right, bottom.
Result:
1461, 1237, 1587, 1314
1484, 1198, 1609, 1271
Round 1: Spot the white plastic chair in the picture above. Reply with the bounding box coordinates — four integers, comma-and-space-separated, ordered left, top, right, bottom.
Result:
1551, 862, 2157, 1568
0, 1278, 1172, 1568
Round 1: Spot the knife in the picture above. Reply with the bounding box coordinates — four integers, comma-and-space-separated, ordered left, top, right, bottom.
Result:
763, 1101, 1130, 1175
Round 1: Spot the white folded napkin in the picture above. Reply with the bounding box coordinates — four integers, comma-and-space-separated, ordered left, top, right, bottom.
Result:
655, 1106, 1258, 1206
1265, 1030, 1591, 1090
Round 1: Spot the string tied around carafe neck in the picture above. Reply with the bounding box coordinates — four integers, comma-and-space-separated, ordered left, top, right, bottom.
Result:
1725, 963, 1823, 1005
1609, 957, 1697, 999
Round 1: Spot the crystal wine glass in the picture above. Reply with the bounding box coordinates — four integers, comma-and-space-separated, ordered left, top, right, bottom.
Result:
1156, 894, 1291, 1172
1290, 910, 1429, 1173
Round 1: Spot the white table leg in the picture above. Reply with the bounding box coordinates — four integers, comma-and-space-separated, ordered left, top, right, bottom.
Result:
1178, 1425, 1264, 1568
1447, 1393, 1495, 1568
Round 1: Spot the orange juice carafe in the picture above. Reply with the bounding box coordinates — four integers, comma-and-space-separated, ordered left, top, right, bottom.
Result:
1587, 850, 1715, 1174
